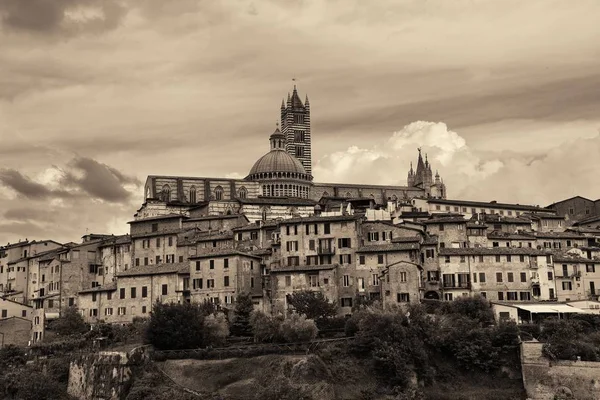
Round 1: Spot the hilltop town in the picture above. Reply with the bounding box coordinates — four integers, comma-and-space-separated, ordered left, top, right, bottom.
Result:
1, 87, 600, 347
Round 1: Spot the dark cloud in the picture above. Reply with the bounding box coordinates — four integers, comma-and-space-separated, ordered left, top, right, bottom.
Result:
0, 169, 71, 199
0, 157, 140, 204
62, 157, 141, 202
0, 0, 127, 36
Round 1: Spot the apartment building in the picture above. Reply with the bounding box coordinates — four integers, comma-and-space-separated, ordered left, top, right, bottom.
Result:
552, 253, 600, 302
78, 262, 189, 325
188, 250, 263, 310
438, 247, 551, 302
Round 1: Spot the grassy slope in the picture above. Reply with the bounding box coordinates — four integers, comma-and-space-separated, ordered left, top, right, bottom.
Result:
155, 351, 526, 400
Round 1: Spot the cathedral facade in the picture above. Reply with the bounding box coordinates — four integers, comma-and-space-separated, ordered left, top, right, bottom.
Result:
138, 86, 446, 221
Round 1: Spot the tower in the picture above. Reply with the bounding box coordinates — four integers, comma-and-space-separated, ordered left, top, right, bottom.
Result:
281, 85, 312, 176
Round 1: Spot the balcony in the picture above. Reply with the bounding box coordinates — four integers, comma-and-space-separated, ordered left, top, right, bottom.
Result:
531, 277, 540, 284
443, 282, 471, 289
317, 247, 335, 255
570, 271, 582, 278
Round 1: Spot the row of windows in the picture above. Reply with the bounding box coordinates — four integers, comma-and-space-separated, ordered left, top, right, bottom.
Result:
367, 231, 393, 242
434, 205, 523, 216
444, 254, 529, 263
87, 306, 147, 317
285, 222, 346, 236
193, 276, 254, 289
0, 309, 27, 318
135, 254, 180, 266
159, 185, 248, 202
140, 237, 175, 248
284, 238, 352, 252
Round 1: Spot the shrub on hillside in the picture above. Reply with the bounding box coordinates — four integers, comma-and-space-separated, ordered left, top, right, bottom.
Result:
203, 313, 230, 346
286, 290, 337, 322
438, 295, 495, 326
280, 313, 318, 343
250, 311, 284, 343
0, 345, 26, 369
48, 306, 89, 337
230, 292, 254, 337
145, 301, 217, 350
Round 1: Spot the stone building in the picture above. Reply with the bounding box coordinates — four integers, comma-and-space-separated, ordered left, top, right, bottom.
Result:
552, 253, 600, 302
438, 247, 551, 302
545, 196, 600, 226
78, 262, 189, 326
188, 250, 264, 310
0, 316, 32, 347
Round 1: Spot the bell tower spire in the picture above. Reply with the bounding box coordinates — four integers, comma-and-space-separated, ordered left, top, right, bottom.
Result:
281, 79, 312, 176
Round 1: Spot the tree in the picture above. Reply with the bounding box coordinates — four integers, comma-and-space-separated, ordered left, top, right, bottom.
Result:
145, 301, 216, 350
203, 313, 230, 346
48, 306, 88, 336
230, 292, 254, 337
286, 291, 338, 322
280, 313, 318, 342
250, 311, 284, 343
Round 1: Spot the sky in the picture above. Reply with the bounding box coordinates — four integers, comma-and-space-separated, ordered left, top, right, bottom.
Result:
1, 0, 600, 244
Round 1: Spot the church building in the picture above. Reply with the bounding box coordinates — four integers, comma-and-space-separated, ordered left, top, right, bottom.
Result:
137, 86, 447, 222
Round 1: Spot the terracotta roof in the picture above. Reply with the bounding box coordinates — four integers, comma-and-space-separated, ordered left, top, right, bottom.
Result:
553, 254, 599, 264
487, 232, 536, 240
423, 217, 467, 224
423, 235, 439, 245
390, 236, 422, 243
357, 243, 420, 253
79, 282, 118, 294
188, 250, 262, 260
466, 222, 488, 228
428, 198, 551, 212
567, 227, 600, 235
546, 196, 595, 208
279, 214, 362, 225
117, 262, 189, 277
98, 235, 131, 248
128, 214, 189, 224
0, 297, 33, 308
131, 228, 187, 239
573, 215, 600, 226
233, 221, 279, 232
533, 232, 587, 239
271, 264, 338, 273
439, 247, 549, 256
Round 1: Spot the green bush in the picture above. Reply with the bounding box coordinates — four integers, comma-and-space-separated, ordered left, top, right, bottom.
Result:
280, 313, 318, 343
47, 306, 89, 337
145, 301, 218, 350
203, 313, 230, 346
230, 292, 254, 337
250, 311, 284, 343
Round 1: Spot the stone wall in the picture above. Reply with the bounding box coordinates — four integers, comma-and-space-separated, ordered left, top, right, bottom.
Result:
521, 341, 600, 399
67, 345, 151, 400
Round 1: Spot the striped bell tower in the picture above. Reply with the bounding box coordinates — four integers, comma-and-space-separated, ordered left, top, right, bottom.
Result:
281, 85, 312, 176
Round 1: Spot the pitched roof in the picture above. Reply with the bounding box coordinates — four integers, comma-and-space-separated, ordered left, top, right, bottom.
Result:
233, 221, 279, 232
357, 243, 420, 253
79, 282, 118, 294
487, 232, 536, 240
428, 198, 550, 212
422, 235, 439, 245
390, 236, 422, 243
423, 217, 467, 224
117, 262, 189, 277
552, 254, 599, 264
271, 264, 338, 273
131, 228, 188, 239
185, 214, 247, 222
278, 214, 362, 225
128, 214, 189, 224
545, 196, 595, 208
439, 247, 549, 256
533, 231, 587, 239
573, 215, 600, 226
188, 250, 262, 260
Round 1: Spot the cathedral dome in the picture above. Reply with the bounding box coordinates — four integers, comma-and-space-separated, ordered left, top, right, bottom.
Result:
249, 149, 307, 176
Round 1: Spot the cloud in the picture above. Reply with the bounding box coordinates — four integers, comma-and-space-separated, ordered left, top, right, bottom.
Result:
0, 169, 71, 200
314, 121, 600, 206
62, 157, 141, 202
0, 157, 141, 203
0, 0, 127, 36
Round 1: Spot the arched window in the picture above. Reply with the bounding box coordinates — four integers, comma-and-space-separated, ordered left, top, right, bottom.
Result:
392, 194, 398, 201
189, 186, 197, 203
215, 186, 223, 201
238, 186, 247, 199
322, 191, 329, 197
345, 191, 352, 198
161, 185, 171, 202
